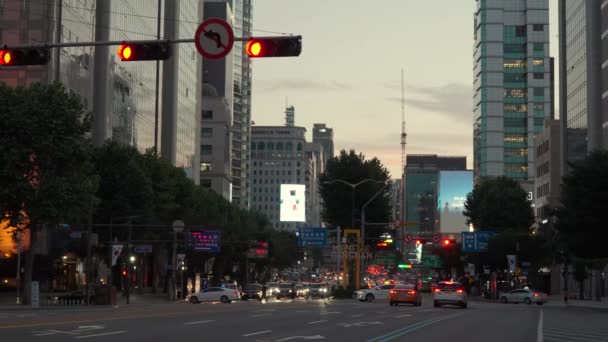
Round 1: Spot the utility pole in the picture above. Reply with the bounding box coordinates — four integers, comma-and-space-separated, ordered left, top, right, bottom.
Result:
336, 227, 341, 275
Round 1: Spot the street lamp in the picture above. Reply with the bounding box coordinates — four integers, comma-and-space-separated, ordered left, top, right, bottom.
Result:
322, 179, 385, 229
171, 220, 184, 301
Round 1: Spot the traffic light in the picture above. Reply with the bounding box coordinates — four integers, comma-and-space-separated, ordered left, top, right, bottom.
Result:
0, 47, 50, 66
121, 269, 129, 278
245, 36, 302, 58
117, 42, 172, 61
441, 239, 456, 247
414, 238, 426, 245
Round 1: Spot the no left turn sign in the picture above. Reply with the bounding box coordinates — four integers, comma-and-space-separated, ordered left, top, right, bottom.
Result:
195, 18, 234, 59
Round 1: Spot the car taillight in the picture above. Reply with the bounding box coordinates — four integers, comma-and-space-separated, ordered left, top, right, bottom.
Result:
434, 288, 441, 293
408, 290, 416, 295
390, 290, 396, 294
456, 289, 464, 293
534, 293, 540, 297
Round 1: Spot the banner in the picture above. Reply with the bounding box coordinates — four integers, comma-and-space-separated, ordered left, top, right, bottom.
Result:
507, 255, 517, 273
111, 244, 123, 266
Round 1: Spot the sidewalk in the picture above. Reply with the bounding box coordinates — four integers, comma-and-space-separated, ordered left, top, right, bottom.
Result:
546, 295, 608, 310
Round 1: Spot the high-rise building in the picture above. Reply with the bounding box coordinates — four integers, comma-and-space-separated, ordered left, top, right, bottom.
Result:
250, 125, 322, 231
603, 0, 608, 148
231, 0, 253, 208
473, 0, 552, 193
312, 123, 335, 166
0, 0, 202, 182
533, 119, 560, 234
558, 0, 605, 174
285, 106, 295, 127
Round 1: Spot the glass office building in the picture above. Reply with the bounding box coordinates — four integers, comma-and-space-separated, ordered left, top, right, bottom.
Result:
473, 0, 552, 193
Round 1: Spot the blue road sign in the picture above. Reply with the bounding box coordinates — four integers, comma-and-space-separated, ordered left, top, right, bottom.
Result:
297, 227, 327, 247
134, 245, 153, 253
188, 231, 221, 253
461, 231, 495, 252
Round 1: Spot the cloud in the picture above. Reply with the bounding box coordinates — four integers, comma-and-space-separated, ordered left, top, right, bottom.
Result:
256, 79, 353, 92
386, 83, 473, 121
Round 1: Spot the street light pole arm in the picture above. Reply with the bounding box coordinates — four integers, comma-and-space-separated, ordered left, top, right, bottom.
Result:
362, 183, 391, 211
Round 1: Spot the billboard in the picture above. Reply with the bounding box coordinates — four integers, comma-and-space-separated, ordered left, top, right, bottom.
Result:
280, 184, 306, 222
438, 171, 473, 234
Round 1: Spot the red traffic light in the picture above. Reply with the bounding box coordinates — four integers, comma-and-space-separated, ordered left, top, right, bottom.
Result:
441, 239, 456, 246
116, 42, 172, 62
121, 269, 128, 277
0, 48, 49, 66
414, 239, 425, 245
245, 36, 302, 58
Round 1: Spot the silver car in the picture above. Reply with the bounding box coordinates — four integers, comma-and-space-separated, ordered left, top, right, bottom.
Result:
500, 288, 548, 305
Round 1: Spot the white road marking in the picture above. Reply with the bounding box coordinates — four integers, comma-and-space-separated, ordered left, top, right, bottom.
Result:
184, 320, 215, 325
251, 313, 272, 317
308, 320, 328, 325
75, 331, 127, 339
351, 314, 364, 317
242, 330, 272, 337
545, 328, 608, 337
537, 309, 543, 342
544, 334, 604, 342
319, 311, 341, 315
396, 314, 412, 318
276, 335, 325, 341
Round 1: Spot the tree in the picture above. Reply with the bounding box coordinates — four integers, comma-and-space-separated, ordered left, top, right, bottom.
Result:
319, 150, 391, 242
556, 150, 608, 260
0, 83, 96, 304
463, 176, 534, 233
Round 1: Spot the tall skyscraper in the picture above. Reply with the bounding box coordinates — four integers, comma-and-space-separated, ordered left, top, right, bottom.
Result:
285, 105, 295, 127
473, 0, 552, 193
558, 0, 605, 174
231, 0, 253, 208
312, 123, 335, 166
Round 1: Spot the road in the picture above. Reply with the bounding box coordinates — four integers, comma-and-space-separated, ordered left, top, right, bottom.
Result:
0, 295, 606, 341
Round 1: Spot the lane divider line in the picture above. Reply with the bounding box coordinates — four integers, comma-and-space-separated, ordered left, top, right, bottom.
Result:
184, 320, 215, 325
242, 330, 272, 337
395, 314, 412, 318
75, 331, 127, 339
537, 309, 543, 342
366, 312, 468, 342
251, 313, 272, 317
308, 320, 328, 325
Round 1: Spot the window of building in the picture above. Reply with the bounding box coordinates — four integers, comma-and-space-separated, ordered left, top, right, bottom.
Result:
504, 104, 528, 112
533, 43, 544, 52
533, 58, 544, 67
504, 89, 527, 98
504, 44, 526, 54
504, 164, 528, 174
504, 148, 528, 158
297, 143, 302, 151
201, 144, 212, 155
267, 142, 274, 150
533, 24, 544, 31
504, 134, 527, 143
257, 142, 265, 150
504, 73, 526, 83
504, 117, 528, 127
201, 127, 212, 138
202, 110, 213, 120
533, 73, 544, 79
534, 103, 544, 111
285, 142, 293, 151
200, 162, 212, 172
515, 25, 527, 37
534, 118, 545, 126
533, 87, 544, 97
504, 59, 526, 68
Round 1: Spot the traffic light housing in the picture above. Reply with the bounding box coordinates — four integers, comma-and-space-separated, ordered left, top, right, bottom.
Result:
441, 239, 456, 247
117, 42, 172, 61
121, 269, 129, 278
245, 36, 302, 58
414, 238, 426, 245
0, 47, 50, 66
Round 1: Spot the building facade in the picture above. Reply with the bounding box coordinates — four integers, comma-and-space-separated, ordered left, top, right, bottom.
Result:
473, 0, 552, 193
0, 0, 201, 181
559, 0, 604, 175
533, 119, 561, 235
603, 0, 608, 148
231, 0, 253, 208
200, 84, 233, 200
250, 126, 322, 231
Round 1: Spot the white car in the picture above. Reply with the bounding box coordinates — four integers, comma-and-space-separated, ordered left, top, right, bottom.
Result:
355, 284, 396, 302
433, 281, 467, 308
500, 288, 548, 305
187, 287, 240, 304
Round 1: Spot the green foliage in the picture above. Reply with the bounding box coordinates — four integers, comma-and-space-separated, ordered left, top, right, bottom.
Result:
463, 176, 534, 233
0, 82, 96, 228
319, 149, 391, 240
556, 150, 608, 260
331, 285, 356, 299
468, 232, 550, 271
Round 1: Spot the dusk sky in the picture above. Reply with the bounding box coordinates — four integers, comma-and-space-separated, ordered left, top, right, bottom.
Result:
251, 0, 559, 178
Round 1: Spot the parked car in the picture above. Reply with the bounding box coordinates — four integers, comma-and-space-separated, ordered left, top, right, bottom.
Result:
499, 288, 548, 305
241, 284, 262, 300
355, 284, 396, 302
389, 283, 422, 306
187, 287, 240, 304
433, 281, 467, 308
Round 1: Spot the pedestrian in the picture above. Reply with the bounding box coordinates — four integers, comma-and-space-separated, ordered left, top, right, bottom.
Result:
261, 283, 267, 303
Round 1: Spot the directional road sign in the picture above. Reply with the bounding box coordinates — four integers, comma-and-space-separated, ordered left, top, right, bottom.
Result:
134, 245, 153, 254
297, 227, 327, 247
461, 231, 495, 252
194, 18, 234, 59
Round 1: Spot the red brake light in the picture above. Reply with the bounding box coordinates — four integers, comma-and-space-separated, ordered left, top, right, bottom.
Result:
434, 288, 441, 293
456, 289, 464, 293
408, 290, 416, 295
390, 290, 396, 294
534, 293, 540, 297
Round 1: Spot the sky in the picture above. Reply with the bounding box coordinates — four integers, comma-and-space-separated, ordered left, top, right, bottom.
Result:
251, 0, 559, 178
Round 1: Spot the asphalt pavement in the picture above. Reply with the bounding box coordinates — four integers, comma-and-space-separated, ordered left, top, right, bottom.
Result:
0, 294, 606, 342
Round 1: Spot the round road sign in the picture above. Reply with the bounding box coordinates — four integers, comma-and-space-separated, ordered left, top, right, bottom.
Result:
404, 234, 412, 244
195, 18, 234, 60
433, 234, 441, 244
394, 220, 401, 228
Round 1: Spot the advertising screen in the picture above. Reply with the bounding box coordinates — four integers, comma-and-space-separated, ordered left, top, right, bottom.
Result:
438, 171, 473, 234
280, 184, 306, 222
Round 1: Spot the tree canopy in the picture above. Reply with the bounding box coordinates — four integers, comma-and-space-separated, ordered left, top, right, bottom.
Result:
319, 149, 391, 242
556, 150, 608, 260
463, 176, 534, 233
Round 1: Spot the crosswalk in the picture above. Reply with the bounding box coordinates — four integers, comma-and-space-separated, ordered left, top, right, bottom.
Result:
544, 325, 608, 342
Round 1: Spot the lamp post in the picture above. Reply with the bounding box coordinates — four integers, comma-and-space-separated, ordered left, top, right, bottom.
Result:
322, 179, 385, 229
171, 220, 184, 301
361, 182, 390, 285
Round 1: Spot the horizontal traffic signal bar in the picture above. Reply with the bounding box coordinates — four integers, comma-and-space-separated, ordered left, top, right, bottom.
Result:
117, 42, 171, 61
245, 36, 302, 58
